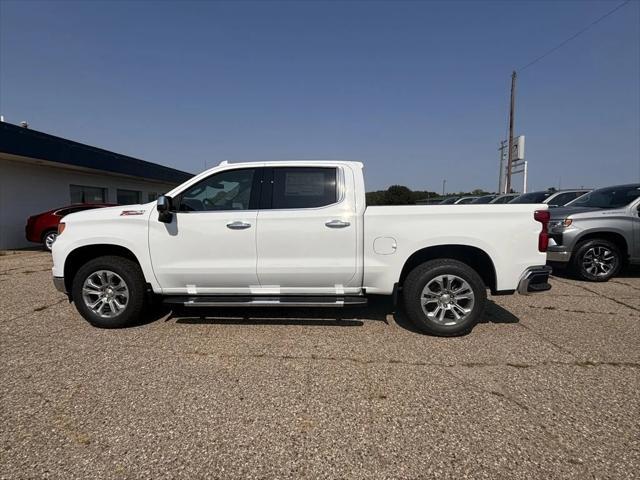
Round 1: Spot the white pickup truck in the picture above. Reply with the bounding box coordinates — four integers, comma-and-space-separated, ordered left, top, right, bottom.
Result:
52, 161, 551, 336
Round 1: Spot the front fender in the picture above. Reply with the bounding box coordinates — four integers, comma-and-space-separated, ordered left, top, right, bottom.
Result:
51, 212, 160, 292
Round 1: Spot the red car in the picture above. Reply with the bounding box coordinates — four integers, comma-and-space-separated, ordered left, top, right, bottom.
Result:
26, 204, 115, 251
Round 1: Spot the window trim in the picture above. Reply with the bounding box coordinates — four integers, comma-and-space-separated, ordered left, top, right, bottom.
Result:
259, 166, 344, 211
173, 167, 263, 213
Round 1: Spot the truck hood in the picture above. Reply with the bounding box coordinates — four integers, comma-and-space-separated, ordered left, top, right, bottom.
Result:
550, 206, 618, 220
62, 203, 153, 223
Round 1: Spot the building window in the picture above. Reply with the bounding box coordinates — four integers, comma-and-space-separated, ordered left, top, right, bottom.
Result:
148, 192, 158, 202
70, 185, 107, 204
117, 189, 142, 205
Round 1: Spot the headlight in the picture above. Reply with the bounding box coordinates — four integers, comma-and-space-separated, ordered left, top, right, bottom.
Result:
549, 218, 572, 231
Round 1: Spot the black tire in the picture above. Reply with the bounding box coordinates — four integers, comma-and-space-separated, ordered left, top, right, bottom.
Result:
42, 230, 58, 251
71, 255, 147, 328
402, 259, 486, 336
571, 239, 622, 282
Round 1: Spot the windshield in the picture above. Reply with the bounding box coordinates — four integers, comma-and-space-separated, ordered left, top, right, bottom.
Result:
509, 191, 553, 204
471, 195, 496, 204
439, 197, 459, 204
568, 184, 640, 209
490, 194, 517, 204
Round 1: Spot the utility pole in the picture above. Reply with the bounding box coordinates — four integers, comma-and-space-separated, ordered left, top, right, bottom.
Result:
506, 70, 517, 193
442, 179, 446, 196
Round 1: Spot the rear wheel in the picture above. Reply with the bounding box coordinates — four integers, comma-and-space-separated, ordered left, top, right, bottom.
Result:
402, 259, 486, 336
572, 239, 622, 282
42, 230, 58, 251
72, 256, 146, 328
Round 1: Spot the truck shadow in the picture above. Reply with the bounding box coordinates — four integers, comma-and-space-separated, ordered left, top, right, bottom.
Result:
147, 296, 519, 334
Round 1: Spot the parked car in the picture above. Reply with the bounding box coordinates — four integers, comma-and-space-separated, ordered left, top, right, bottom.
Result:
26, 204, 115, 251
438, 196, 460, 205
471, 195, 498, 204
507, 189, 590, 207
547, 183, 640, 281
508, 190, 555, 204
489, 193, 520, 204
454, 196, 479, 204
51, 161, 552, 336
544, 189, 591, 207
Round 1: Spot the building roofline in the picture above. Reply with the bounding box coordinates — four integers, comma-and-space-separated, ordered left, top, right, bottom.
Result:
0, 122, 193, 184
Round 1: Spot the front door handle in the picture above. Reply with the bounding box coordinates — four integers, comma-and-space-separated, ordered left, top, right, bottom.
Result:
325, 219, 350, 229
226, 221, 251, 230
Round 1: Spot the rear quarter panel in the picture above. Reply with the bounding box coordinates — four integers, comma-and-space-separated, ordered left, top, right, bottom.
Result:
363, 204, 547, 294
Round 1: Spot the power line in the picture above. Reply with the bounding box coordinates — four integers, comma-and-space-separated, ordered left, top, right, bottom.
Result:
519, 0, 633, 72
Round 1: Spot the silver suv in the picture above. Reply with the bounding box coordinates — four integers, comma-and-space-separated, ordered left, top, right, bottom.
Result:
547, 184, 640, 281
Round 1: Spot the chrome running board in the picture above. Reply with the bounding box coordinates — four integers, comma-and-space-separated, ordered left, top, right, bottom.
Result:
163, 295, 368, 308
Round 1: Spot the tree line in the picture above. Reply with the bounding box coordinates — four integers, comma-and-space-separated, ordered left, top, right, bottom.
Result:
366, 185, 493, 205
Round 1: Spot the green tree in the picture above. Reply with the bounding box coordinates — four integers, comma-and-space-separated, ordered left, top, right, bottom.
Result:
384, 185, 414, 205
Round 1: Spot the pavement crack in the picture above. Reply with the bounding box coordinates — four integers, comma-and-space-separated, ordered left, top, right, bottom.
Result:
526, 304, 634, 316
609, 279, 640, 292
0, 267, 51, 276
516, 321, 579, 360
441, 366, 530, 411
5, 298, 68, 323
213, 352, 640, 369
553, 277, 640, 313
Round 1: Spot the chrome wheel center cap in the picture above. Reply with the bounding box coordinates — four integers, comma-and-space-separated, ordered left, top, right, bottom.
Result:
440, 293, 452, 305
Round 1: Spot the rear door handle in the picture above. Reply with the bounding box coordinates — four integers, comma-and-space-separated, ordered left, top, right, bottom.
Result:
226, 221, 251, 230
325, 219, 350, 228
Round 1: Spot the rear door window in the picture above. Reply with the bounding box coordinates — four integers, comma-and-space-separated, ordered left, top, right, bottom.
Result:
268, 167, 338, 209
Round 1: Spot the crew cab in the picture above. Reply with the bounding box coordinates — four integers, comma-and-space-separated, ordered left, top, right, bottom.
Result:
52, 161, 552, 336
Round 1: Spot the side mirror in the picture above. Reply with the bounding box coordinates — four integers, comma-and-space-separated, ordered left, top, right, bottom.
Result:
157, 195, 174, 223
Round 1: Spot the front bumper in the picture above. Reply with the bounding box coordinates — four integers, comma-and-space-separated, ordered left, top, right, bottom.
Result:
53, 276, 67, 294
517, 266, 552, 295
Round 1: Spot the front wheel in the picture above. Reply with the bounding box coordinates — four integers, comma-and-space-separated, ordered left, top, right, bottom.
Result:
402, 259, 486, 336
71, 256, 146, 328
572, 239, 622, 282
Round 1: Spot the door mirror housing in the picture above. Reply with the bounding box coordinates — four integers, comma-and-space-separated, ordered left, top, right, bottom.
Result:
157, 195, 174, 223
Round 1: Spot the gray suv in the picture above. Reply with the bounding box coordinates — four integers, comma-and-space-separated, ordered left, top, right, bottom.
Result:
547, 184, 640, 281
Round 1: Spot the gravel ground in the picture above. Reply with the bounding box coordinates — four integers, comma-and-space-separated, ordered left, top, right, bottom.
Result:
1, 251, 638, 479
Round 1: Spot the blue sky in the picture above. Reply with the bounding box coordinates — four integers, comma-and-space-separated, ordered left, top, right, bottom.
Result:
1, 0, 638, 193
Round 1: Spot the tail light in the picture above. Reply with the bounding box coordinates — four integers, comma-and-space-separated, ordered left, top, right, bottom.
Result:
534, 210, 550, 252
57, 222, 66, 235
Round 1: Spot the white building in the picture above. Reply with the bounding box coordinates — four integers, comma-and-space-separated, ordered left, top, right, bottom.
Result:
0, 122, 192, 249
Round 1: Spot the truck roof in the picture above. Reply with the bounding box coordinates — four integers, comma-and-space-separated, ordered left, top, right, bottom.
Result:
213, 160, 364, 170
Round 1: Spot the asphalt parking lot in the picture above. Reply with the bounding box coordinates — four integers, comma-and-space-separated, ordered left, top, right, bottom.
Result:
1, 251, 638, 479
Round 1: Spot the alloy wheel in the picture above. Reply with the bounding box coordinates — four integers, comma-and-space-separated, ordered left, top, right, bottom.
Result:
82, 270, 130, 318
582, 246, 616, 278
421, 274, 475, 325
44, 232, 58, 251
